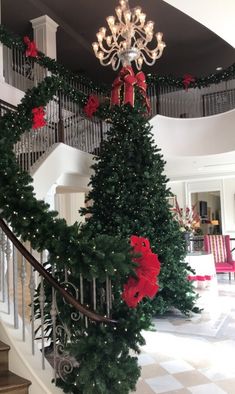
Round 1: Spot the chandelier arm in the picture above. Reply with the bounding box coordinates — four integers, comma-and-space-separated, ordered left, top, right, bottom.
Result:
118, 15, 128, 27
99, 59, 112, 66
139, 49, 157, 66
99, 40, 119, 54
99, 48, 119, 62
115, 13, 123, 24
149, 47, 164, 57
133, 25, 153, 43
142, 44, 163, 58
145, 47, 164, 59
132, 14, 139, 24
134, 26, 153, 42
100, 54, 120, 70
134, 27, 146, 41
134, 58, 141, 71
113, 57, 121, 71
110, 31, 123, 46
101, 50, 120, 67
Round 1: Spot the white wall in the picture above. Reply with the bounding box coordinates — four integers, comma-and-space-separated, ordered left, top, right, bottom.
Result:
32, 143, 94, 200
222, 178, 235, 235
168, 181, 186, 207
55, 192, 85, 225
0, 81, 24, 106
151, 109, 235, 157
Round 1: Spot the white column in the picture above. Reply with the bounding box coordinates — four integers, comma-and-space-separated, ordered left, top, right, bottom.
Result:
0, 0, 5, 82
30, 15, 59, 60
44, 184, 57, 211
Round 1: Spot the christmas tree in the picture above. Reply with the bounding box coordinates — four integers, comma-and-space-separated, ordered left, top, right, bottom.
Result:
81, 77, 198, 316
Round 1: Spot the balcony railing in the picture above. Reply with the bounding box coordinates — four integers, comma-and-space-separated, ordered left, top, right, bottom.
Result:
147, 78, 235, 118
1, 24, 235, 119
1, 26, 235, 175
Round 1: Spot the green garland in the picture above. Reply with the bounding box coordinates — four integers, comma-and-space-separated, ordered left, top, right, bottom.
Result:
1, 23, 235, 93
0, 75, 157, 393
1, 23, 235, 94
0, 24, 110, 95
146, 63, 235, 89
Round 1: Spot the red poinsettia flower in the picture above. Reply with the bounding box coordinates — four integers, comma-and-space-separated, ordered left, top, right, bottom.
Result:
83, 95, 99, 118
23, 36, 38, 58
32, 106, 46, 129
122, 235, 161, 308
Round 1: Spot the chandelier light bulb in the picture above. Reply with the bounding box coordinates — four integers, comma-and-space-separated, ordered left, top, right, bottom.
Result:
96, 32, 103, 42
123, 41, 127, 50
134, 7, 142, 16
124, 10, 131, 23
156, 32, 163, 41
93, 0, 166, 71
120, 0, 127, 9
115, 6, 122, 17
98, 51, 104, 60
106, 36, 112, 45
99, 27, 106, 36
106, 16, 115, 27
139, 13, 146, 25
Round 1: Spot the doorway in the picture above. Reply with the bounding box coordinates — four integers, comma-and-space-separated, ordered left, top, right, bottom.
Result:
191, 191, 222, 235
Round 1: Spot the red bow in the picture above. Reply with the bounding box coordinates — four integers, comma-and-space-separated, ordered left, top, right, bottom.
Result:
32, 107, 46, 129
23, 36, 38, 58
122, 235, 161, 308
111, 66, 150, 113
84, 95, 99, 118
182, 74, 195, 91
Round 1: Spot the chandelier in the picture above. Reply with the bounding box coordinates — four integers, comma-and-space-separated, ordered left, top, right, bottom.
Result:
92, 0, 166, 71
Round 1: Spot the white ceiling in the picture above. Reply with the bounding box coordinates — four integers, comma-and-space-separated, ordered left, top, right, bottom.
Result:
163, 0, 235, 48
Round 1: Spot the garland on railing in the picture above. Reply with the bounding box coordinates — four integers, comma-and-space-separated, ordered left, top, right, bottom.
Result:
1, 24, 235, 94
147, 63, 235, 89
0, 75, 126, 277
0, 74, 156, 393
0, 24, 110, 94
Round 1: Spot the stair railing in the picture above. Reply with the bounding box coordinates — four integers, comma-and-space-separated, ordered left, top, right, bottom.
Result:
0, 218, 115, 383
1, 35, 108, 100
0, 94, 110, 173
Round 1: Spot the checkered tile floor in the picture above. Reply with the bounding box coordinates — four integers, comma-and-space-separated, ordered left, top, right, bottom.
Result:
133, 276, 235, 393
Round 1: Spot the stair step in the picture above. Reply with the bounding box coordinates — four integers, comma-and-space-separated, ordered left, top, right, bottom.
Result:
0, 342, 10, 372
0, 371, 31, 393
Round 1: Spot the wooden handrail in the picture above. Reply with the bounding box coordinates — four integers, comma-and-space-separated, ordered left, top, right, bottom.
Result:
0, 218, 116, 324
0, 98, 17, 112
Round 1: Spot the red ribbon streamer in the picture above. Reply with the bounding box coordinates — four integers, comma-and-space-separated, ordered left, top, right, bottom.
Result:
182, 73, 195, 91
122, 235, 161, 308
24, 36, 38, 58
32, 107, 46, 129
84, 95, 99, 118
111, 66, 150, 113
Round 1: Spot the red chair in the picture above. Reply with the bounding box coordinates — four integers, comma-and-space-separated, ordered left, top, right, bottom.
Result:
204, 235, 235, 279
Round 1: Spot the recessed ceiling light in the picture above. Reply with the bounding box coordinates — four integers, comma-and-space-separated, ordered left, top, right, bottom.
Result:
216, 66, 223, 71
